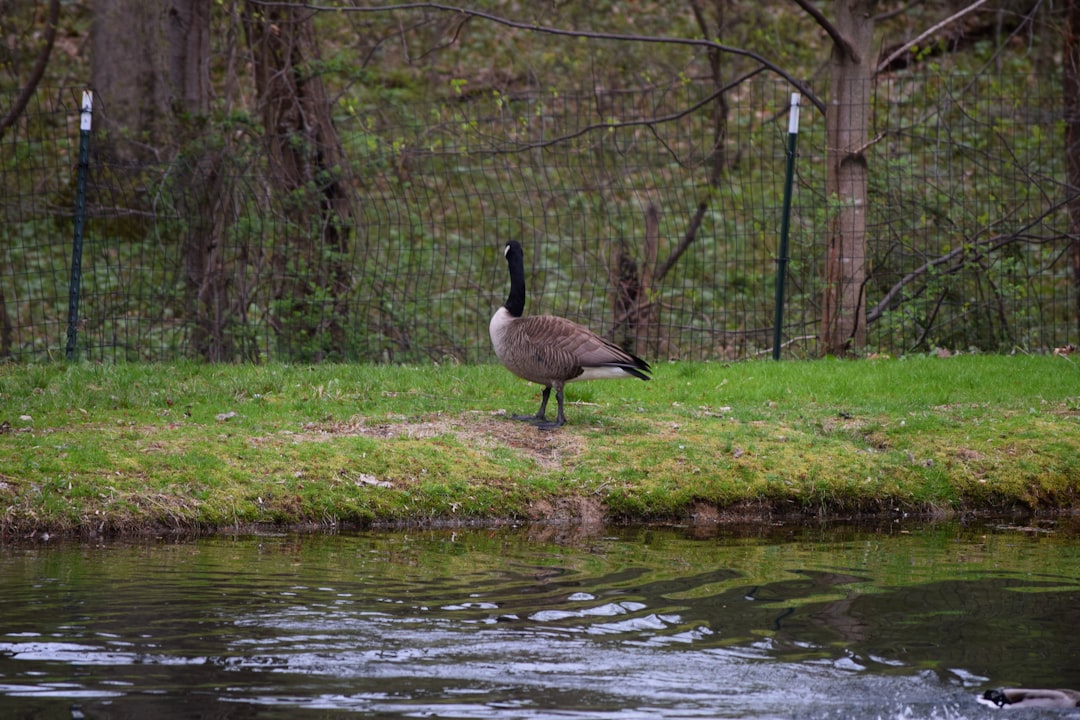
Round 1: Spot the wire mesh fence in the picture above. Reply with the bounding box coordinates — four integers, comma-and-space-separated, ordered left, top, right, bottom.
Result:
1, 72, 1076, 364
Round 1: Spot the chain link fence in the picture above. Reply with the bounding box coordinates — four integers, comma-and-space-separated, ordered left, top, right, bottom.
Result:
1, 73, 1075, 364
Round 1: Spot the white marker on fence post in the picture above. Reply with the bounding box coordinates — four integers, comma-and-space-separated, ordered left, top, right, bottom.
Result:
80, 90, 93, 131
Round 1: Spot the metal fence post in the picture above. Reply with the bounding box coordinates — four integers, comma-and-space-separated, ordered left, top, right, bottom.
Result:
65, 89, 93, 361
772, 92, 801, 360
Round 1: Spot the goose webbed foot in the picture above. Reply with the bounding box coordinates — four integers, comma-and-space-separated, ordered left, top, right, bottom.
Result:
511, 412, 548, 424
510, 412, 564, 429
533, 417, 566, 431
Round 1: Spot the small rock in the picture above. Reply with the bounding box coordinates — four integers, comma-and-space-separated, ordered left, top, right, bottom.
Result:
357, 473, 393, 489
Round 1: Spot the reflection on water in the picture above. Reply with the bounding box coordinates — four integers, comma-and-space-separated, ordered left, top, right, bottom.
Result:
1, 520, 1078, 719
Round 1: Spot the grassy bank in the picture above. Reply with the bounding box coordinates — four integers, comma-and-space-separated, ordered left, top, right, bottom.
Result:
1, 355, 1078, 536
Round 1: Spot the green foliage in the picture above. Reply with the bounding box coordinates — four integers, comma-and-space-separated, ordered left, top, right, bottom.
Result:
865, 72, 1070, 354
0, 3, 1074, 363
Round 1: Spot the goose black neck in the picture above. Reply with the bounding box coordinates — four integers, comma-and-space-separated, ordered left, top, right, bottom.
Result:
504, 243, 526, 318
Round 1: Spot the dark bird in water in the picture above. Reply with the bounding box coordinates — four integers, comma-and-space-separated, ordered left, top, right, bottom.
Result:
489, 240, 651, 429
979, 688, 1080, 709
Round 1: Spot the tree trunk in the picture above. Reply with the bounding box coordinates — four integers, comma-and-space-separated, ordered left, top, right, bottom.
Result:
91, 1, 230, 360
1066, 0, 1080, 341
242, 1, 355, 362
91, 0, 210, 163
820, 0, 874, 356
166, 0, 211, 117
182, 151, 240, 362
611, 204, 659, 356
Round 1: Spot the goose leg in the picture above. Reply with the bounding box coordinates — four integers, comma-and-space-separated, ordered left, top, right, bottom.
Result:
535, 385, 567, 430
512, 386, 551, 424
536, 386, 552, 420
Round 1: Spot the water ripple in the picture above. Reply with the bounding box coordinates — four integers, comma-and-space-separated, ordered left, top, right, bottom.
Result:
1, 522, 1077, 718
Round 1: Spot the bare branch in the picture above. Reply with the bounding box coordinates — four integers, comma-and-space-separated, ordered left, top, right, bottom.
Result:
453, 65, 765, 159
790, 0, 858, 62
248, 0, 826, 113
752, 334, 815, 356
867, 197, 1074, 323
689, 0, 712, 41
613, 299, 657, 329
876, 0, 989, 75
655, 201, 709, 285
873, 2, 922, 24
0, 0, 61, 139
850, 130, 888, 157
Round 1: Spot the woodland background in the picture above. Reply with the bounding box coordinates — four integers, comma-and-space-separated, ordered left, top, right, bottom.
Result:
2, 0, 1079, 363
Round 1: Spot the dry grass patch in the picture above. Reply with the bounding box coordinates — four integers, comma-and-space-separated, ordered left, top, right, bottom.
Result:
295, 412, 587, 470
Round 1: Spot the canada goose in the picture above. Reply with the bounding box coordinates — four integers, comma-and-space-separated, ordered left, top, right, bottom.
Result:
979, 688, 1080, 709
489, 240, 651, 429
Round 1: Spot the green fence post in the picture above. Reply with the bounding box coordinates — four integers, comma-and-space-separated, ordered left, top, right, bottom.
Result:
65, 89, 93, 361
772, 92, 801, 361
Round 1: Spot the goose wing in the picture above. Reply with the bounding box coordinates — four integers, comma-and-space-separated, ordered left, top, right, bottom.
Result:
512, 315, 650, 376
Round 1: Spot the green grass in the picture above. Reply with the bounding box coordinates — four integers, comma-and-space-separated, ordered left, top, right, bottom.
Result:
1, 354, 1078, 535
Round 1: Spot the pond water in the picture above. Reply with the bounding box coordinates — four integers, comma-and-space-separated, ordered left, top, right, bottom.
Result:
1, 519, 1078, 719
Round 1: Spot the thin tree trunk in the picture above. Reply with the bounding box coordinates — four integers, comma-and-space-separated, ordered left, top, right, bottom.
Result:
0, 0, 61, 357
821, 0, 874, 356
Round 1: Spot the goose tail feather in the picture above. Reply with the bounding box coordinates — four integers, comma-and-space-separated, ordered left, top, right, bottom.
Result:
594, 361, 650, 381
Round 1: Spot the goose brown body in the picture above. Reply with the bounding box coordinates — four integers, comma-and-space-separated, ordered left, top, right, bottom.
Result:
490, 240, 650, 428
